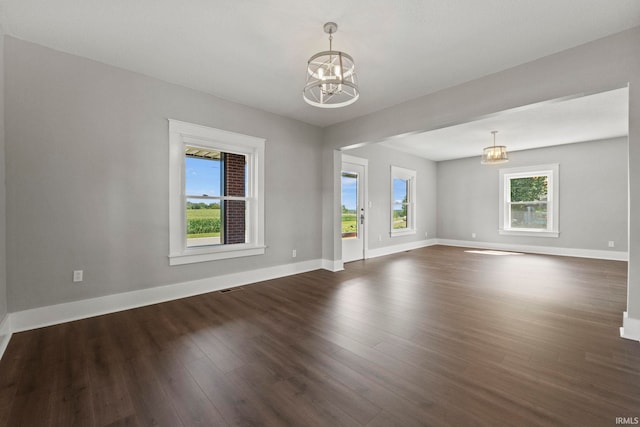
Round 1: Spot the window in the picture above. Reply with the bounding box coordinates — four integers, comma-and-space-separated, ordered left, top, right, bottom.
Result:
499, 164, 559, 237
341, 171, 359, 239
169, 120, 265, 265
185, 149, 247, 247
390, 166, 416, 236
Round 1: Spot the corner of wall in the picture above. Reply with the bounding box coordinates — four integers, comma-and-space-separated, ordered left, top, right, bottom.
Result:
0, 21, 8, 332
0, 314, 10, 361
620, 312, 640, 342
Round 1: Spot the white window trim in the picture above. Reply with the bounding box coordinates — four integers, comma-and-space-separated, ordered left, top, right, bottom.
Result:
499, 163, 559, 238
390, 165, 417, 237
169, 119, 265, 265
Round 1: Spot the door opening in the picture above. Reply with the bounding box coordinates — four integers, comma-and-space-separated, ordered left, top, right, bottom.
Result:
341, 156, 367, 262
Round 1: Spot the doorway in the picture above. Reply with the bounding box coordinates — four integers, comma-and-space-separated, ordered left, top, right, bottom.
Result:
341, 155, 368, 263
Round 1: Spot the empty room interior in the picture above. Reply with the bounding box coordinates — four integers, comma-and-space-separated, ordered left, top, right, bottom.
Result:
0, 1, 640, 426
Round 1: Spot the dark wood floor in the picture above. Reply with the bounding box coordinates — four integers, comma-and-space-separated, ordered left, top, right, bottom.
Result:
0, 245, 638, 426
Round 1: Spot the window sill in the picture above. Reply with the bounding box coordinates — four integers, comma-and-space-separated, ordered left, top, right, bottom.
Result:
499, 229, 559, 238
169, 245, 266, 265
390, 229, 416, 237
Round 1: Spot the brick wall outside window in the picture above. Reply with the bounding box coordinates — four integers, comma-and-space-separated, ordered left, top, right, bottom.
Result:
223, 153, 246, 244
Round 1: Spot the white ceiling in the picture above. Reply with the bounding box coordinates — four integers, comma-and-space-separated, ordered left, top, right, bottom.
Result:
378, 87, 629, 161
1, 1, 639, 127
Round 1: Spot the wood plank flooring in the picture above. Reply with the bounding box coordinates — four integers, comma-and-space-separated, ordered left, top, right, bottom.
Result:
1, 245, 638, 426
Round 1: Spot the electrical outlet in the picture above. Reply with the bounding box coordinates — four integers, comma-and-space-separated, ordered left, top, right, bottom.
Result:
472, 233, 477, 239
608, 241, 615, 248
378, 234, 382, 241
425, 232, 428, 238
73, 270, 83, 282
292, 249, 297, 258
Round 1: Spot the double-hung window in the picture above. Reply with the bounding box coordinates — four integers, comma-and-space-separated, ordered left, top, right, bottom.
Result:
390, 166, 416, 236
169, 120, 265, 265
499, 164, 559, 237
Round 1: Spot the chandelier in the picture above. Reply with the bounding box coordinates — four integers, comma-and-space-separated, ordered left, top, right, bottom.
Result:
303, 22, 359, 108
481, 131, 509, 164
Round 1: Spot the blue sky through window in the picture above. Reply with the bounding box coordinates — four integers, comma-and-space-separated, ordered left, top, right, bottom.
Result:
185, 157, 222, 197
393, 178, 408, 203
341, 174, 357, 211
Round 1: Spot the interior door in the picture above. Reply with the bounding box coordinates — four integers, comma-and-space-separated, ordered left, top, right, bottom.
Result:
341, 160, 366, 263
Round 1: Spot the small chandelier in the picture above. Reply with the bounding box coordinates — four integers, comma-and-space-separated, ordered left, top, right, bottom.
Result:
303, 22, 359, 108
481, 131, 509, 164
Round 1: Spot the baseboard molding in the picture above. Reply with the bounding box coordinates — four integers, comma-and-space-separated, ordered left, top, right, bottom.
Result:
620, 312, 640, 342
366, 239, 438, 259
10, 259, 324, 333
322, 259, 344, 272
0, 314, 12, 361
436, 239, 628, 261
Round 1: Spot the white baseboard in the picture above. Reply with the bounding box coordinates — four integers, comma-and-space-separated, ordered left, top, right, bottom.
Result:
10, 259, 324, 333
0, 314, 11, 361
322, 259, 344, 272
366, 239, 437, 259
621, 311, 640, 342
436, 239, 628, 261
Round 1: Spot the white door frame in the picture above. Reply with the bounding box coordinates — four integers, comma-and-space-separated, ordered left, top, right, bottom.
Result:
341, 154, 369, 262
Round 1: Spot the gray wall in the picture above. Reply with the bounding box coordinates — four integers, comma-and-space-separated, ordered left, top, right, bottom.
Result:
0, 30, 7, 322
345, 144, 437, 251
437, 138, 628, 250
322, 27, 640, 321
5, 37, 324, 312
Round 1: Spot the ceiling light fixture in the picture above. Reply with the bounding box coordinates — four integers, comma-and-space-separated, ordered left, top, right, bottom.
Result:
481, 131, 509, 164
303, 22, 359, 108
